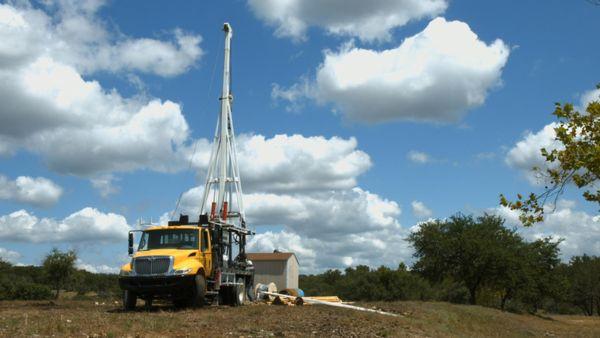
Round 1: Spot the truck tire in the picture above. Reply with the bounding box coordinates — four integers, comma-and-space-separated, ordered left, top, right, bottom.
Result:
123, 290, 137, 311
192, 274, 206, 308
219, 286, 232, 305
144, 297, 153, 310
233, 278, 245, 306
246, 280, 255, 302
173, 298, 187, 308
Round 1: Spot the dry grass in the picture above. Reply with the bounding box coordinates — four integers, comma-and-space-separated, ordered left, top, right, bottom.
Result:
0, 300, 598, 337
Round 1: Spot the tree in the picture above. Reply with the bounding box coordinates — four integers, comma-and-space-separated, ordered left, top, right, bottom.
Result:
42, 248, 77, 299
517, 238, 564, 313
501, 85, 600, 226
408, 214, 524, 305
567, 255, 600, 316
0, 258, 11, 272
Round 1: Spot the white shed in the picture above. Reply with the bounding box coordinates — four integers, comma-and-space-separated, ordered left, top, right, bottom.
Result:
247, 252, 299, 290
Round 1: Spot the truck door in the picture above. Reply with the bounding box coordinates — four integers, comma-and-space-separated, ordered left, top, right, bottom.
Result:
200, 228, 212, 276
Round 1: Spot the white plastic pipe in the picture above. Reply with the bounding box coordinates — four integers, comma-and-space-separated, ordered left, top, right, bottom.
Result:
259, 291, 399, 317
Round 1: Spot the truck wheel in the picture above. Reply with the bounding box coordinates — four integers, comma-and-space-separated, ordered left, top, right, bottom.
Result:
192, 274, 206, 308
246, 281, 255, 302
219, 286, 232, 305
144, 297, 153, 310
173, 298, 188, 308
233, 278, 245, 306
123, 290, 137, 311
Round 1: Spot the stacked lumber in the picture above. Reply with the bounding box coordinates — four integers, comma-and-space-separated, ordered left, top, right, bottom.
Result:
306, 296, 342, 303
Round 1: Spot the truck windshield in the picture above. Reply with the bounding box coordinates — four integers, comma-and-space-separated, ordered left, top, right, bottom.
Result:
138, 229, 199, 250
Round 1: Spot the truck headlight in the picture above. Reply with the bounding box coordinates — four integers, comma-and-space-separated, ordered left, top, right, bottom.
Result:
172, 268, 192, 275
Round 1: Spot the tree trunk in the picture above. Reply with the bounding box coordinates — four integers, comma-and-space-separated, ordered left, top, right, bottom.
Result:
586, 299, 593, 316
55, 281, 60, 300
469, 287, 477, 305
501, 293, 509, 311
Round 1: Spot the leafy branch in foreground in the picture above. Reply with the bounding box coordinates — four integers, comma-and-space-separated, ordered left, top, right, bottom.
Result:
501, 84, 600, 226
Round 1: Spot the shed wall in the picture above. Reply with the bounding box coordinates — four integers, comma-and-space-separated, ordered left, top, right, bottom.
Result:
286, 257, 299, 289
252, 260, 287, 290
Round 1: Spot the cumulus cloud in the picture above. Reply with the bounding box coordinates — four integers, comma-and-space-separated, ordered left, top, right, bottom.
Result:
0, 1, 205, 196
0, 207, 131, 243
76, 259, 119, 274
248, 227, 413, 273
0, 247, 22, 263
494, 200, 600, 260
179, 185, 412, 272
248, 0, 447, 42
90, 174, 119, 198
0, 56, 191, 176
247, 231, 317, 265
580, 87, 600, 111
407, 151, 431, 164
274, 18, 510, 124
505, 87, 599, 184
171, 131, 414, 272
411, 200, 433, 219
236, 134, 371, 192
187, 134, 372, 194
0, 174, 63, 207
0, 22, 192, 179
505, 123, 561, 185
0, 2, 202, 76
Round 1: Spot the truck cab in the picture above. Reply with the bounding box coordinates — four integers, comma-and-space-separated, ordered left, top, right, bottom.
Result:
118, 215, 254, 309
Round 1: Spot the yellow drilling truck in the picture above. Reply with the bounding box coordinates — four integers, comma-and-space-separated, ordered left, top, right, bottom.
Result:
119, 23, 254, 309
118, 215, 253, 309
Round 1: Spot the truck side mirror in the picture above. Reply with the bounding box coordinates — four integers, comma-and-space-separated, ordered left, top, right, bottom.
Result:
128, 232, 134, 255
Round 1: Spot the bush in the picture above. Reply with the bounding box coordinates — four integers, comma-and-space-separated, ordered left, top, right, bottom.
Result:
0, 276, 53, 300
11, 282, 53, 300
300, 264, 432, 302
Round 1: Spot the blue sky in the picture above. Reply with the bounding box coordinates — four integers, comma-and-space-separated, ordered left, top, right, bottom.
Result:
0, 0, 599, 273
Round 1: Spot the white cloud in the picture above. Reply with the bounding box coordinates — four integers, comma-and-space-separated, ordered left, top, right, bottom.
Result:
505, 87, 599, 184
274, 18, 510, 124
170, 131, 414, 272
248, 0, 448, 42
407, 151, 431, 164
0, 2, 203, 77
90, 174, 119, 198
179, 186, 413, 272
0, 2, 203, 193
494, 200, 600, 260
475, 152, 496, 161
237, 134, 371, 193
188, 134, 372, 194
76, 259, 119, 274
0, 55, 191, 177
0, 174, 63, 207
411, 200, 433, 219
579, 87, 600, 111
0, 247, 22, 263
248, 227, 413, 274
505, 123, 561, 185
180, 187, 401, 236
0, 207, 131, 243
247, 231, 317, 264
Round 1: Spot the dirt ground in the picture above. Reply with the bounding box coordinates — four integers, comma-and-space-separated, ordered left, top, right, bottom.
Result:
1, 300, 599, 337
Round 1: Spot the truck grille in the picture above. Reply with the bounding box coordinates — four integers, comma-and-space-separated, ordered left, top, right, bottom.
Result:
133, 256, 172, 275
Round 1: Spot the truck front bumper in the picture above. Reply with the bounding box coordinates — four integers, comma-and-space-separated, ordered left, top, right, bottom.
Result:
119, 275, 195, 296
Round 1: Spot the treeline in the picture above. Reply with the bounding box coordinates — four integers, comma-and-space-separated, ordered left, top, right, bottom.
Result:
300, 214, 600, 316
0, 250, 119, 301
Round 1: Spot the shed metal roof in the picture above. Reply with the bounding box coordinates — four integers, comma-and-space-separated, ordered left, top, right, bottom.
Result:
247, 252, 299, 265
